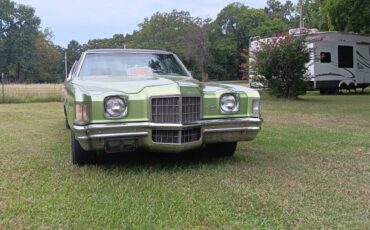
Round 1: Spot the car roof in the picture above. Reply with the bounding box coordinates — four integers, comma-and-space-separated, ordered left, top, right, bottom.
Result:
85, 49, 173, 55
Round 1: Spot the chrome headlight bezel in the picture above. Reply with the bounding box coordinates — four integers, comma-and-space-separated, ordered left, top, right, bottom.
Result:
104, 96, 128, 118
220, 93, 240, 114
252, 98, 261, 117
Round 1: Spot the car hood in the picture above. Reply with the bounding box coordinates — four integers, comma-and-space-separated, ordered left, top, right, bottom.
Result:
72, 75, 203, 94
71, 75, 255, 95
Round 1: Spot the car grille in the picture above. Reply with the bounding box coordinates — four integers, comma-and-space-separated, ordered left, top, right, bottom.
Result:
152, 129, 201, 144
151, 96, 201, 124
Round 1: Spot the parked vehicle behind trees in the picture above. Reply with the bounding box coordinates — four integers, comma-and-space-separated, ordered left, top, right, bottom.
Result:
249, 28, 370, 95
250, 33, 310, 98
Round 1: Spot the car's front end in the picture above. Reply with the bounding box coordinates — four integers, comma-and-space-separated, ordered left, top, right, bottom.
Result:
71, 88, 262, 154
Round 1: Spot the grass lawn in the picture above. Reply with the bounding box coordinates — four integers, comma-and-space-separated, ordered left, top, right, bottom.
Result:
0, 91, 369, 229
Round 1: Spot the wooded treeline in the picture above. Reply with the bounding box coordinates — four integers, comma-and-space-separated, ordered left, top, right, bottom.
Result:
0, 0, 369, 82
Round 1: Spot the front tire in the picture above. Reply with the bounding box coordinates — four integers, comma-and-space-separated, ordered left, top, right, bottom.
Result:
71, 131, 95, 165
206, 142, 237, 157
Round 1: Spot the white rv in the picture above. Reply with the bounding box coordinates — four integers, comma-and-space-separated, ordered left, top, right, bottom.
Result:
249, 29, 370, 94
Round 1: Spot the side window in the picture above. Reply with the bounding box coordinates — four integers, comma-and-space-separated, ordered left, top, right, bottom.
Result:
320, 52, 331, 63
338, 46, 353, 68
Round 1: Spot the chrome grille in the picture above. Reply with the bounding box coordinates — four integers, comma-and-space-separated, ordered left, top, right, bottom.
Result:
182, 97, 201, 123
152, 130, 179, 144
151, 96, 201, 124
152, 129, 201, 144
152, 97, 180, 123
181, 129, 201, 143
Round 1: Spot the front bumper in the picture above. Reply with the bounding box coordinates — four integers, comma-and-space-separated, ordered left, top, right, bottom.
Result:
73, 117, 262, 152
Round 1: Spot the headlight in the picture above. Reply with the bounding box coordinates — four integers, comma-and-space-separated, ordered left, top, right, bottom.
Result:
220, 93, 239, 114
252, 99, 261, 116
105, 96, 127, 118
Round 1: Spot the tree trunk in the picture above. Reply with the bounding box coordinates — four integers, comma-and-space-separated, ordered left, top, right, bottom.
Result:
202, 71, 208, 82
16, 63, 21, 82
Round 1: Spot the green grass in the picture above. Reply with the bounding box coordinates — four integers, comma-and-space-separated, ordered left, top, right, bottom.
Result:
1, 92, 370, 229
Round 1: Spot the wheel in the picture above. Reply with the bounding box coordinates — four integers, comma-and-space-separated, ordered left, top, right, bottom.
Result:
206, 142, 237, 157
71, 131, 95, 165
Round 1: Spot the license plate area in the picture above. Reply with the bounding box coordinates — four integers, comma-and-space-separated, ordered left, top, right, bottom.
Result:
105, 138, 138, 154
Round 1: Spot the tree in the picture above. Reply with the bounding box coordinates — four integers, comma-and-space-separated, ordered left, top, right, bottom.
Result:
34, 29, 63, 82
322, 0, 370, 33
128, 10, 200, 77
129, 10, 194, 55
0, 0, 16, 69
0, 0, 40, 82
185, 18, 211, 81
253, 36, 310, 99
208, 3, 289, 80
66, 40, 82, 71
83, 34, 126, 50
208, 3, 255, 80
265, 0, 295, 22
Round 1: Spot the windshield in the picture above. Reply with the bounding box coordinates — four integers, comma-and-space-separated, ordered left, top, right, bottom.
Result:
78, 53, 189, 77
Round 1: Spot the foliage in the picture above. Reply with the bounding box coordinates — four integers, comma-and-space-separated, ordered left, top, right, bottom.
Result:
65, 40, 83, 70
0, 0, 40, 81
34, 29, 63, 82
322, 0, 370, 33
301, 0, 328, 31
208, 3, 291, 80
83, 34, 126, 50
128, 10, 202, 78
184, 18, 211, 81
129, 10, 194, 55
264, 0, 296, 22
0, 0, 64, 82
253, 36, 310, 99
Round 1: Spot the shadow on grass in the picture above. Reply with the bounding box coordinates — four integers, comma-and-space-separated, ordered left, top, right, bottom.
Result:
93, 148, 241, 170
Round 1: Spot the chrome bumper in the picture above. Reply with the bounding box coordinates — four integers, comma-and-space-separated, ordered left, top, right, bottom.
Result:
73, 117, 262, 152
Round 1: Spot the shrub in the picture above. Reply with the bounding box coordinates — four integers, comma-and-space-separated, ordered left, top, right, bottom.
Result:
253, 36, 310, 99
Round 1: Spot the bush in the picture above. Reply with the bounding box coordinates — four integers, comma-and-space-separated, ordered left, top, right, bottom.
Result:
253, 36, 310, 99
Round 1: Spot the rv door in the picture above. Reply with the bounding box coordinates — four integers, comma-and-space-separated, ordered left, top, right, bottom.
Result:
356, 44, 370, 85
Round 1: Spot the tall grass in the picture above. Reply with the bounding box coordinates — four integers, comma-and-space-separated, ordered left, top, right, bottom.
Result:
0, 84, 63, 103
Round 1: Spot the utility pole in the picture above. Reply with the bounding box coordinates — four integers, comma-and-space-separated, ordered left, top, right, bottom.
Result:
1, 72, 4, 102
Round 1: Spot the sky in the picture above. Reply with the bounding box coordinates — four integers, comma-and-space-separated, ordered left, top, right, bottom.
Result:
16, 0, 297, 48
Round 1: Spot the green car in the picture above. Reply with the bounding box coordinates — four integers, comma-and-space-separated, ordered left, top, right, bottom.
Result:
63, 49, 262, 165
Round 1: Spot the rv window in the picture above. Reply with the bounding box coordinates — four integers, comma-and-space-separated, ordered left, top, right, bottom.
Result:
338, 46, 353, 68
320, 52, 331, 63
